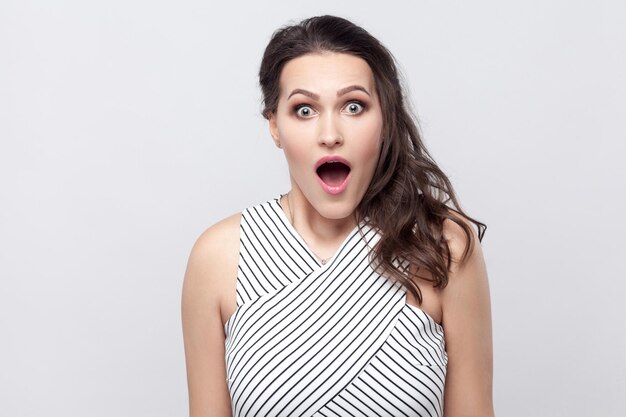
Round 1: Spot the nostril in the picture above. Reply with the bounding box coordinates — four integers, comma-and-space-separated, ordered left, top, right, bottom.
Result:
319, 134, 343, 145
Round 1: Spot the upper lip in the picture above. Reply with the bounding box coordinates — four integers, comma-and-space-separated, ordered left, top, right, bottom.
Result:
314, 155, 352, 171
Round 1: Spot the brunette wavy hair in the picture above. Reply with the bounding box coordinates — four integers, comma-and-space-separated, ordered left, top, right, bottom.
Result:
259, 15, 487, 303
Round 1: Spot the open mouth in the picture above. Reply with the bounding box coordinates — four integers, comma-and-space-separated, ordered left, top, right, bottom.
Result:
316, 161, 351, 187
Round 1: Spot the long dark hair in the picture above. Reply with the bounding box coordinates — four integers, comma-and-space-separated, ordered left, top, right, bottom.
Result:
259, 15, 487, 303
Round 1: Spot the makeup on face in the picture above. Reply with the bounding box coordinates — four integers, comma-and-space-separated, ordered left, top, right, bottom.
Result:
269, 52, 383, 221
315, 155, 351, 195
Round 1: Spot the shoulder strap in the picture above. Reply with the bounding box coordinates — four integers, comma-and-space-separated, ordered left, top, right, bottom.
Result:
235, 199, 317, 306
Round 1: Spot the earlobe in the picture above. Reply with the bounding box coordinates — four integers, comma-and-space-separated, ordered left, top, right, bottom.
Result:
268, 112, 282, 149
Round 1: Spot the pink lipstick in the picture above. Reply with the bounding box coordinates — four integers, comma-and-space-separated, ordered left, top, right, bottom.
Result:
315, 156, 351, 195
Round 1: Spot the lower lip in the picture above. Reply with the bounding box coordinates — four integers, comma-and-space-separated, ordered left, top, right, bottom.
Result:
316, 172, 351, 195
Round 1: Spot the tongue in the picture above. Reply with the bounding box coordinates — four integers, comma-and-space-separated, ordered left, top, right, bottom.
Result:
317, 163, 350, 186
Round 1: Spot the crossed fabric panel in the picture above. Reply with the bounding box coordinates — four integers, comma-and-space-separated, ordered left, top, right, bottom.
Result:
225, 198, 447, 417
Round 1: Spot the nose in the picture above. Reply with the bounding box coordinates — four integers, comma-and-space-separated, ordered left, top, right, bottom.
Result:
318, 113, 343, 147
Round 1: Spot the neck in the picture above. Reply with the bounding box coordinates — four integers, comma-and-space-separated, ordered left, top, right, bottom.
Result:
282, 190, 357, 261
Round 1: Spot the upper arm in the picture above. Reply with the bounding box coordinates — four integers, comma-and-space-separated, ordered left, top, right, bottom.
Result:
181, 212, 241, 417
440, 215, 494, 417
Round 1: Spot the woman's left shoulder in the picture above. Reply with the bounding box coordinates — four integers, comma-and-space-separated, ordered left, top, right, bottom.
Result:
439, 211, 495, 416
439, 210, 491, 337
441, 211, 484, 273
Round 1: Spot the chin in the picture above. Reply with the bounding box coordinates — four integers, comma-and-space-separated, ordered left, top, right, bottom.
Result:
313, 197, 358, 221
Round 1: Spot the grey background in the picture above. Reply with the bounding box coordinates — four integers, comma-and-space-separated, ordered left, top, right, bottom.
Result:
1, 0, 625, 416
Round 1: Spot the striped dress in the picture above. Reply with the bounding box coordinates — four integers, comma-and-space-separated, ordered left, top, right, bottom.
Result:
225, 197, 447, 417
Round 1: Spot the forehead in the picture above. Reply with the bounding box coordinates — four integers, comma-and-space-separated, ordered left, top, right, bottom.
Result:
279, 52, 376, 96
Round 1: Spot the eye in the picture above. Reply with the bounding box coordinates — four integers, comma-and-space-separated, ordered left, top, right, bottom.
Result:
295, 105, 315, 118
344, 101, 366, 115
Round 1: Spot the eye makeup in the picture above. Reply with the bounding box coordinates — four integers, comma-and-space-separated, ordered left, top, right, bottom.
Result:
291, 99, 369, 119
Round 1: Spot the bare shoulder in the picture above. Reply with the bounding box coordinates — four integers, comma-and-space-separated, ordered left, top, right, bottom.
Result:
442, 211, 484, 273
183, 212, 242, 325
187, 212, 241, 277
181, 212, 241, 416
440, 210, 489, 311
190, 212, 242, 262
440, 210, 494, 416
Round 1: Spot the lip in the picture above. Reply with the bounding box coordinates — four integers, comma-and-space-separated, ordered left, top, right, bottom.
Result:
314, 155, 352, 171
314, 155, 352, 195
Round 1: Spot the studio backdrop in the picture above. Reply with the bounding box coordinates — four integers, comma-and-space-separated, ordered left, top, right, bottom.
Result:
1, 1, 624, 416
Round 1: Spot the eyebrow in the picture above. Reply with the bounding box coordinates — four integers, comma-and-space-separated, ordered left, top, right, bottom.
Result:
338, 85, 371, 97
287, 85, 371, 100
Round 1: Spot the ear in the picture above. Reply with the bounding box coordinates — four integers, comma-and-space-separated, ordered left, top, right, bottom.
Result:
268, 112, 281, 149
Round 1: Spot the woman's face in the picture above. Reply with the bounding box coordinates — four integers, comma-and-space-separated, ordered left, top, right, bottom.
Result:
269, 52, 383, 221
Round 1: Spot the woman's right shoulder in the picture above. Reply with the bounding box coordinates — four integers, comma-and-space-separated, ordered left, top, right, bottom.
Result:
191, 211, 242, 258
182, 212, 242, 415
183, 212, 242, 316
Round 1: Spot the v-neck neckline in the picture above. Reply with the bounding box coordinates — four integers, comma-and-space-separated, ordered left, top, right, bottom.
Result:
272, 196, 364, 270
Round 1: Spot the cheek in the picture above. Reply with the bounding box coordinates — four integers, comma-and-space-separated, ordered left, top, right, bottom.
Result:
283, 148, 309, 174
280, 132, 312, 172
279, 122, 305, 155
354, 119, 383, 164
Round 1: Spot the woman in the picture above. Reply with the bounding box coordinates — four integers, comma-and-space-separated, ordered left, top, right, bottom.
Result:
182, 15, 493, 417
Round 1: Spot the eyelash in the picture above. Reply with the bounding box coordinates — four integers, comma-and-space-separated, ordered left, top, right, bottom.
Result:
293, 101, 367, 118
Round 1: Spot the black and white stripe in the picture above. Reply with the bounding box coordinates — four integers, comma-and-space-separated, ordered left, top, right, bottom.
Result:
225, 198, 447, 417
